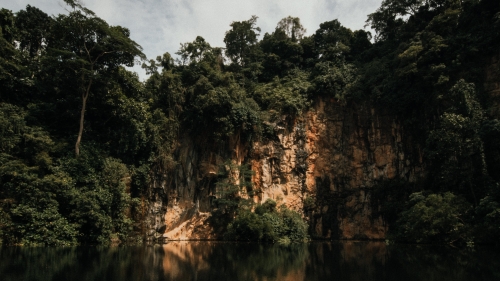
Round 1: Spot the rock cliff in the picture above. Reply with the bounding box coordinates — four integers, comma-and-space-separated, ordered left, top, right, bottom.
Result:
145, 98, 425, 241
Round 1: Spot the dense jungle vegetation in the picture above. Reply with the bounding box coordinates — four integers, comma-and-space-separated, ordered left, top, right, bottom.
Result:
0, 0, 499, 245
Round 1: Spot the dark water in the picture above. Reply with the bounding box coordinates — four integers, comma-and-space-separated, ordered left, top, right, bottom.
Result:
1, 241, 499, 281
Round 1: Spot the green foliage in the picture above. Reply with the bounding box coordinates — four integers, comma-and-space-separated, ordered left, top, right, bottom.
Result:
224, 15, 261, 66
253, 69, 311, 116
314, 19, 353, 60
0, 9, 26, 104
425, 80, 486, 202
226, 210, 271, 241
0, 103, 26, 153
255, 198, 277, 215
176, 36, 213, 65
57, 153, 134, 244
302, 196, 316, 211
0, 8, 16, 43
0, 104, 79, 245
258, 27, 304, 79
277, 205, 309, 241
394, 192, 472, 244
8, 202, 78, 246
311, 61, 357, 101
47, 1, 145, 156
179, 64, 263, 141
15, 5, 52, 58
474, 182, 500, 243
276, 16, 306, 42
208, 161, 254, 233
357, 0, 500, 244
213, 161, 254, 214
225, 199, 309, 242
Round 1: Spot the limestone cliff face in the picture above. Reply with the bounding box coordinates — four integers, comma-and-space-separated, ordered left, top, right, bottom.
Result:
145, 98, 424, 241
250, 99, 423, 239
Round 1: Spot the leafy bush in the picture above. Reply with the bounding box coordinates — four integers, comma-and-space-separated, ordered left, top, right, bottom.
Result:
255, 199, 277, 215
253, 70, 311, 116
8, 203, 78, 246
225, 210, 271, 241
225, 199, 309, 242
393, 192, 472, 244
474, 183, 500, 243
278, 206, 309, 241
311, 61, 357, 101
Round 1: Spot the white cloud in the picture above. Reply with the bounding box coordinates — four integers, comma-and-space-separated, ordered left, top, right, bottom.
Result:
2, 0, 382, 79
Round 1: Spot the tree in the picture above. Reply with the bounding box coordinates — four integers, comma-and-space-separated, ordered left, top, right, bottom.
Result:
258, 27, 304, 79
276, 16, 306, 42
176, 36, 212, 65
394, 192, 471, 243
0, 8, 25, 103
425, 80, 486, 204
366, 0, 462, 41
0, 8, 15, 43
314, 20, 353, 61
48, 0, 145, 157
224, 15, 261, 66
311, 61, 357, 102
253, 69, 311, 116
216, 162, 254, 207
15, 5, 52, 59
365, 0, 411, 41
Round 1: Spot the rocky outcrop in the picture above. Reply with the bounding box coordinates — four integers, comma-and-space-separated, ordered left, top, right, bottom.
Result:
250, 99, 423, 239
145, 98, 424, 241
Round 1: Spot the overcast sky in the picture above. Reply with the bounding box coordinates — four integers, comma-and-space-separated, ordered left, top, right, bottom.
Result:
2, 0, 382, 79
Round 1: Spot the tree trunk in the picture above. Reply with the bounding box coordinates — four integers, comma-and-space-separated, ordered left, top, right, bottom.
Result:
75, 79, 92, 157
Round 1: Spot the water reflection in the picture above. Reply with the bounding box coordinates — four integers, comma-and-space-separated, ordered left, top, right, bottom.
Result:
0, 241, 498, 281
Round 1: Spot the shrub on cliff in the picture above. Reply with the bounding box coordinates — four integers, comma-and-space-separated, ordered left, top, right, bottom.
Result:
225, 199, 309, 242
393, 192, 472, 244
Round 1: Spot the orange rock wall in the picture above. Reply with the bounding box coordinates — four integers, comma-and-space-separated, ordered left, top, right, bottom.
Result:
146, 98, 424, 241
250, 99, 423, 239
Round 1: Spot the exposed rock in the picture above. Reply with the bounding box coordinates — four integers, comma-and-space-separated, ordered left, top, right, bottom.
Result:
251, 99, 423, 239
162, 212, 213, 241
146, 98, 424, 241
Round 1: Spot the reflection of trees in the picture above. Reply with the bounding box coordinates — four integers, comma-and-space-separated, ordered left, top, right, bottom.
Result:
306, 242, 388, 281
306, 242, 500, 281
384, 245, 500, 281
160, 242, 309, 281
0, 242, 499, 281
0, 246, 164, 281
214, 243, 308, 280
0, 247, 79, 281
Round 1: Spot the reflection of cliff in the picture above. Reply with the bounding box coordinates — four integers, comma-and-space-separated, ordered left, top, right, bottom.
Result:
1, 242, 497, 280
161, 242, 211, 280
158, 242, 309, 280
146, 98, 424, 241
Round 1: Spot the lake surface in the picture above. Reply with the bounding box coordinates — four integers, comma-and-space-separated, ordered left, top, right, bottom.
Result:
1, 241, 499, 281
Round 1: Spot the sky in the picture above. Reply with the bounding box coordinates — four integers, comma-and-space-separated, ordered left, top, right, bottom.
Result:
2, 0, 382, 80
